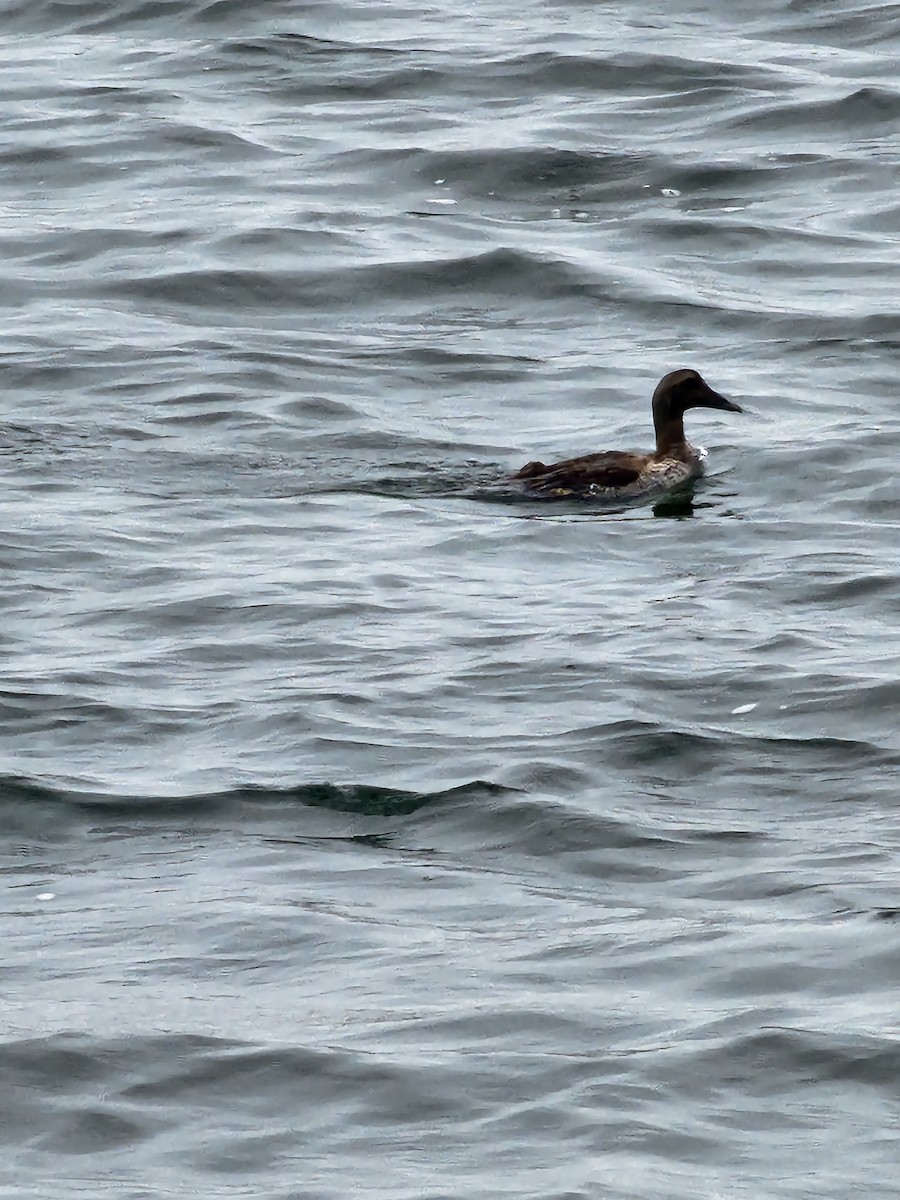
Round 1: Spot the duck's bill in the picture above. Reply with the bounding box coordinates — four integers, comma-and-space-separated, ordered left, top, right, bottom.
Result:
704, 386, 743, 413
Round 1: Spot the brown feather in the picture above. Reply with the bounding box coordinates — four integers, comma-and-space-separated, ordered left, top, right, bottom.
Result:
511, 460, 550, 480
516, 451, 648, 494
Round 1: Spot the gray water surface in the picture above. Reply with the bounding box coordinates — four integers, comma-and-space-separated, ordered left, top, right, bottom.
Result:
2, 1, 900, 1197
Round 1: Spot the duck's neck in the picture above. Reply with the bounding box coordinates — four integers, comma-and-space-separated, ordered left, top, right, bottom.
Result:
653, 412, 690, 459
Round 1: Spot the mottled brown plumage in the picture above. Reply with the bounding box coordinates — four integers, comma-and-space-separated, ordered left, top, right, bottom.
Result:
511, 369, 742, 498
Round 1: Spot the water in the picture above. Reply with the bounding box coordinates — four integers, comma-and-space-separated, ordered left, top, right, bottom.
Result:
2, 1, 899, 1196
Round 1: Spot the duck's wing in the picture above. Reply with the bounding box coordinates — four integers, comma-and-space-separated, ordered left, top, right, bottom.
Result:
511, 451, 649, 493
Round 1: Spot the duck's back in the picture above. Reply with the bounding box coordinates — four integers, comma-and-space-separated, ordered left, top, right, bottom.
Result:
512, 450, 650, 495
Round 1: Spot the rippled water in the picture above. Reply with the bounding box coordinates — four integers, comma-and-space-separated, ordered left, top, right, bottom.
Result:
3, 1, 900, 1196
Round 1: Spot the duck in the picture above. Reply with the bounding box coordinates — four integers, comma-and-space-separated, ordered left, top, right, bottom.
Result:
510, 368, 742, 499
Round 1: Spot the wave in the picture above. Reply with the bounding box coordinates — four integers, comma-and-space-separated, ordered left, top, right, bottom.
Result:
0, 774, 513, 818
8, 0, 900, 51
95, 248, 597, 311
683, 1027, 900, 1092
727, 86, 900, 133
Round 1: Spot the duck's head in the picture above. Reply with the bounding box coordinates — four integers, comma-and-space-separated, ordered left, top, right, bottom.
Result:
652, 368, 742, 421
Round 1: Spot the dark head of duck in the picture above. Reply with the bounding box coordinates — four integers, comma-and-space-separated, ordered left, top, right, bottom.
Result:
652, 368, 742, 457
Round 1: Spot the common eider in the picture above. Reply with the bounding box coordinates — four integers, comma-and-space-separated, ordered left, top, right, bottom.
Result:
511, 368, 742, 499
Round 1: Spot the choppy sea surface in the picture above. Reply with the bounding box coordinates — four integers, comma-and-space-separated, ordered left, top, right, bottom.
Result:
3, 1, 900, 1196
